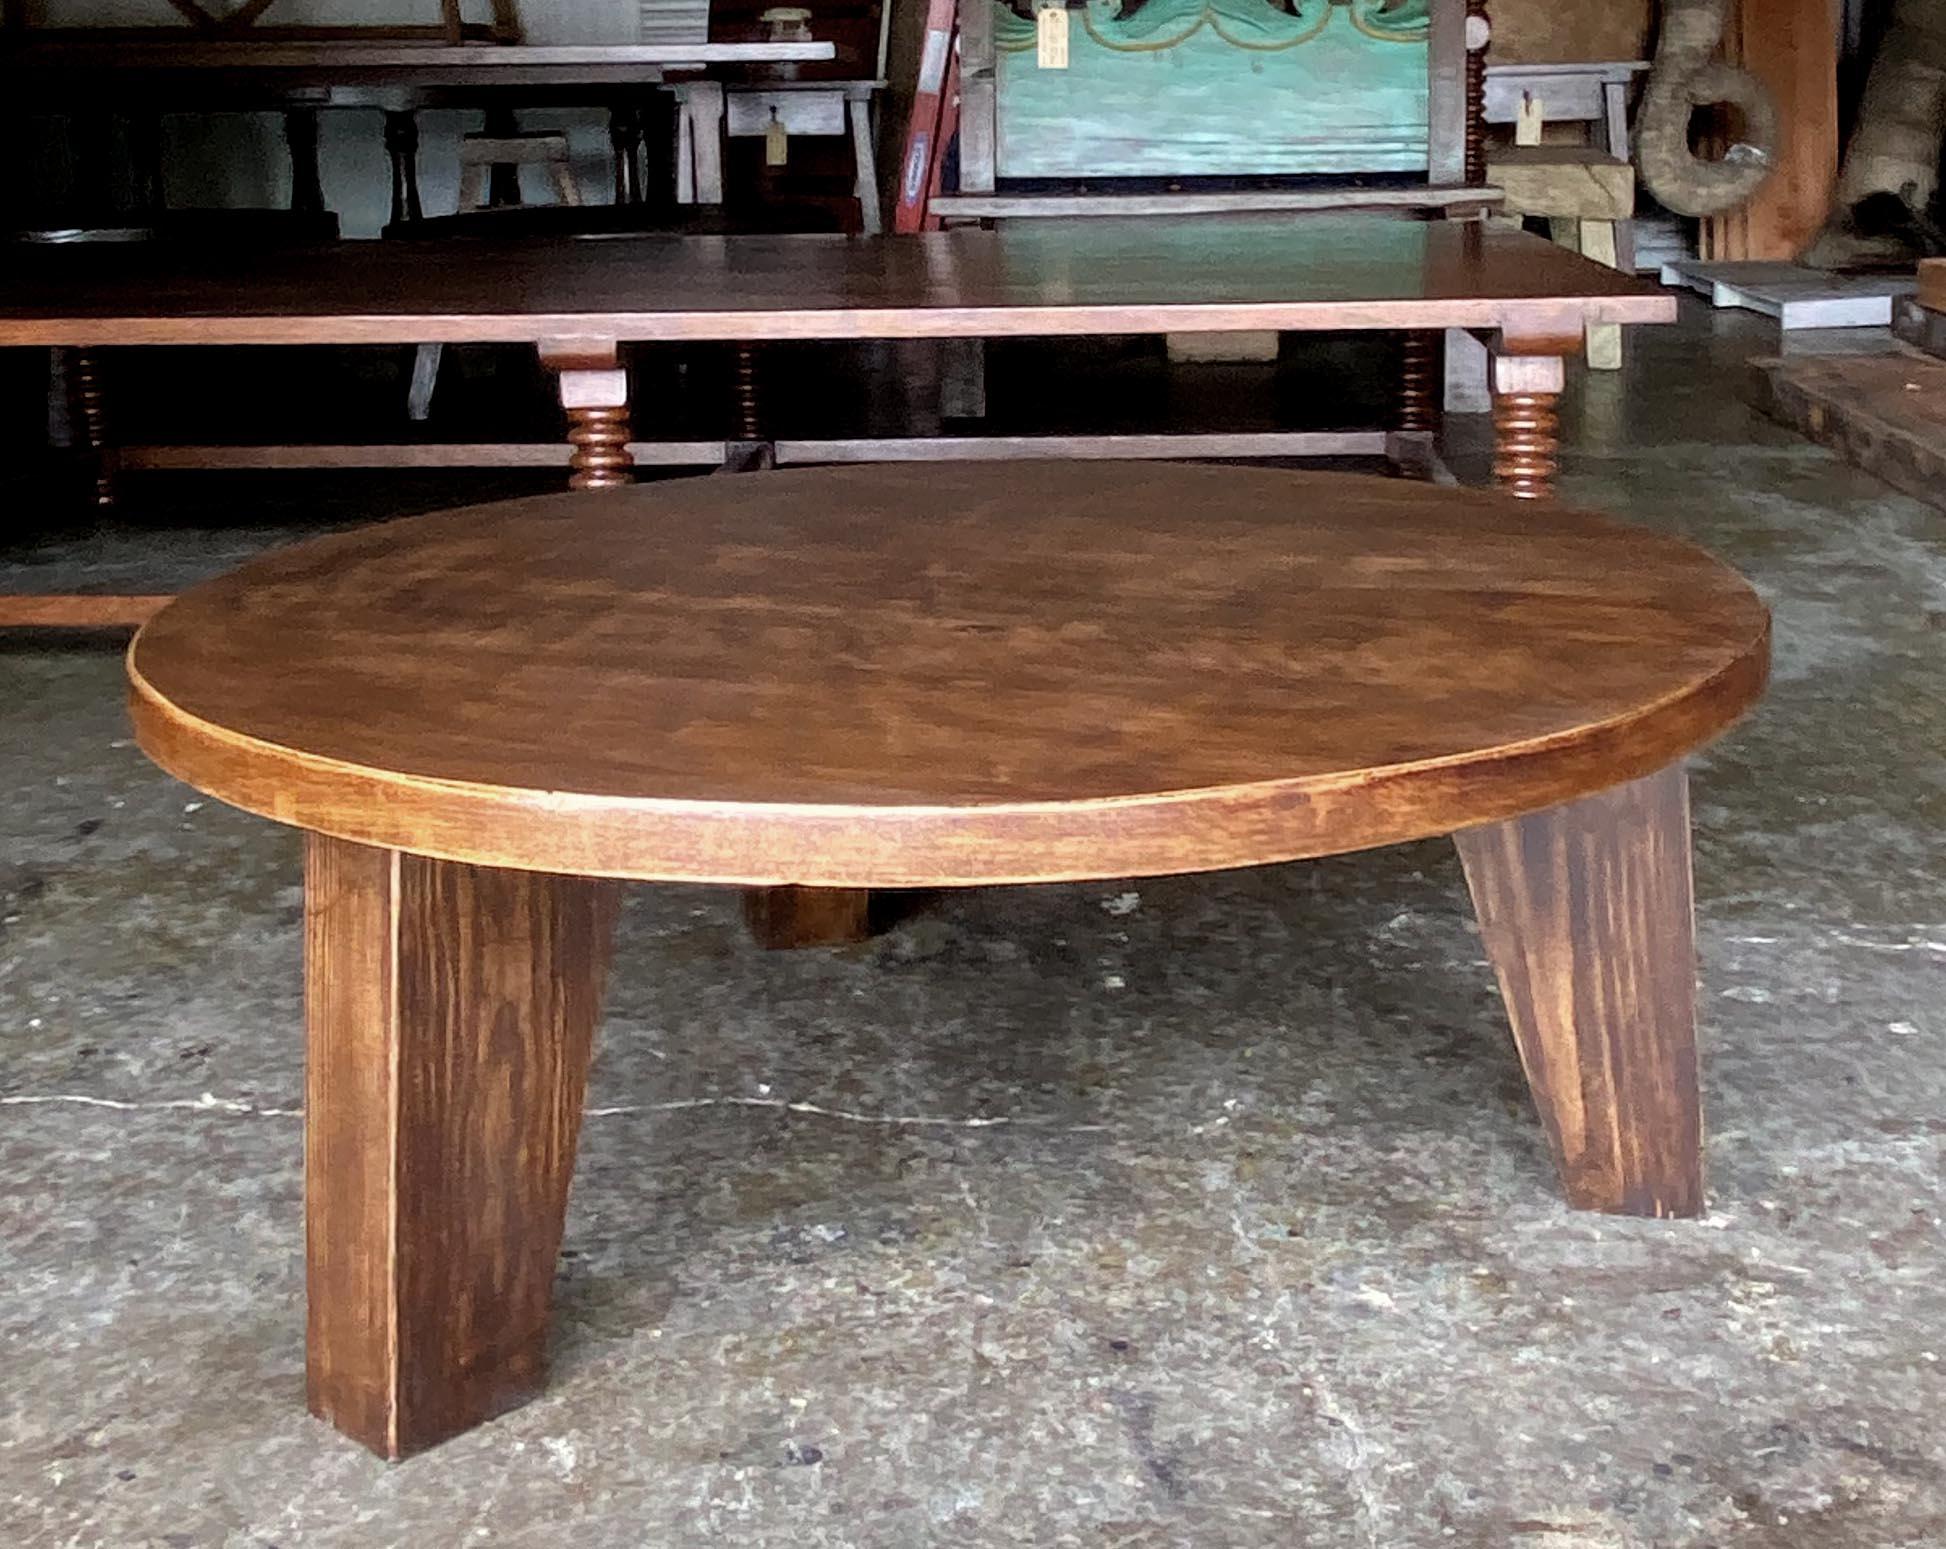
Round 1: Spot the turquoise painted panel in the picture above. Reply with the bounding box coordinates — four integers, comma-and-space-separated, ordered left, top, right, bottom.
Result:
993, 0, 1431, 180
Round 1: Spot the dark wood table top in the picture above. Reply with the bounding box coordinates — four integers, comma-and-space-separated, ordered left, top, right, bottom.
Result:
128, 463, 1769, 887
0, 40, 836, 102
0, 220, 1676, 347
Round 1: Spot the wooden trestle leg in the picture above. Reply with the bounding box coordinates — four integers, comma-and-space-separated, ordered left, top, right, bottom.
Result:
1454, 764, 1704, 1218
304, 835, 619, 1458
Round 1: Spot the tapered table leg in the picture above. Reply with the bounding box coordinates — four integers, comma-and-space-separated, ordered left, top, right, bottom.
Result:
304, 834, 619, 1458
1453, 764, 1704, 1218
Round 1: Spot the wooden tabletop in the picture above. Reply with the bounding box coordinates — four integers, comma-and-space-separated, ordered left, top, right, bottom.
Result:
0, 41, 836, 98
128, 463, 1769, 887
0, 220, 1675, 347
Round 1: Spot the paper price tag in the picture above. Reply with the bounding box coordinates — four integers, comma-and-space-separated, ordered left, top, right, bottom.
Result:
765, 114, 788, 167
1036, 4, 1069, 69
1515, 94, 1545, 146
917, 27, 950, 94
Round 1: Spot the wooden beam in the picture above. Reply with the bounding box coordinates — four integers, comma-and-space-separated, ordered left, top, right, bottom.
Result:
1427, 0, 1468, 185
0, 595, 172, 628
116, 442, 725, 469
1703, 0, 1840, 262
1490, 146, 1635, 221
931, 186, 1499, 219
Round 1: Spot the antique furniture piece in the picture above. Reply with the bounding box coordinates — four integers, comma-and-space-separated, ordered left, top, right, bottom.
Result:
0, 37, 837, 232
0, 216, 1676, 626
921, 0, 1492, 436
124, 461, 1770, 1457
1483, 60, 1644, 165
0, 0, 520, 44
1482, 59, 1645, 374
402, 124, 583, 424
670, 78, 885, 233
642, 0, 714, 47
402, 125, 585, 422
934, 0, 1490, 222
455, 125, 580, 212
987, 0, 1445, 177
14, 216, 339, 510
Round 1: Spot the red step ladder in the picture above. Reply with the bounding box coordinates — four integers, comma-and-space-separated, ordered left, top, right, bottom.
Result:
892, 0, 963, 233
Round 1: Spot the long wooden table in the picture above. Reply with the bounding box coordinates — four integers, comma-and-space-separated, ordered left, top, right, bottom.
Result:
1, 218, 1676, 626
0, 38, 839, 233
0, 40, 838, 100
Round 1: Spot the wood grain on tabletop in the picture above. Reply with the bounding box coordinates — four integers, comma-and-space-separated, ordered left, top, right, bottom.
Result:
0, 220, 1675, 345
126, 462, 1770, 887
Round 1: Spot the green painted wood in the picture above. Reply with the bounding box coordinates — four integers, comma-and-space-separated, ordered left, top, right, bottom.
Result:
992, 0, 1431, 180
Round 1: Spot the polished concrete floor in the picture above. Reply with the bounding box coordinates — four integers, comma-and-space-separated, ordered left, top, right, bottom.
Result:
4, 308, 1945, 1547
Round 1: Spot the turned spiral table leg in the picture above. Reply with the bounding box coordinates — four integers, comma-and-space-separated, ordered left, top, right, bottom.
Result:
1398, 330, 1439, 437
734, 343, 761, 442
1464, 0, 1490, 187
566, 405, 634, 490
542, 343, 635, 492
66, 349, 118, 508
1491, 353, 1564, 501
721, 343, 776, 472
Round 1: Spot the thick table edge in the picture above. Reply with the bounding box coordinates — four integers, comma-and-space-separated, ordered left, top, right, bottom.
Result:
0, 299, 1679, 349
126, 614, 1770, 889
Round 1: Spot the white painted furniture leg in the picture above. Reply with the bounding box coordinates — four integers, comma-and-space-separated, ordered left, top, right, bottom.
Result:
849, 95, 883, 235
689, 83, 726, 206
1444, 326, 1492, 415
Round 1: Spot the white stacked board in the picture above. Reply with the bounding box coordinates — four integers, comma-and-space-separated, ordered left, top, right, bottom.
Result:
1660, 259, 1916, 330
641, 0, 710, 46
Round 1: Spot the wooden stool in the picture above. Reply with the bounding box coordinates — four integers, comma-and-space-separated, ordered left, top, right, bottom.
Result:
1484, 59, 1645, 269
1489, 145, 1638, 371
126, 462, 1768, 1458
670, 79, 883, 235
1431, 62, 1647, 409
408, 127, 584, 421
457, 129, 581, 211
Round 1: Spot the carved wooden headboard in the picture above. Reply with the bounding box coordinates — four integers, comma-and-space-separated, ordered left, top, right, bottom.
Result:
956, 0, 1486, 194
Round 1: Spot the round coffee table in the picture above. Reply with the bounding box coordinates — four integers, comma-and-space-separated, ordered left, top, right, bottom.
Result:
127, 463, 1769, 1458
